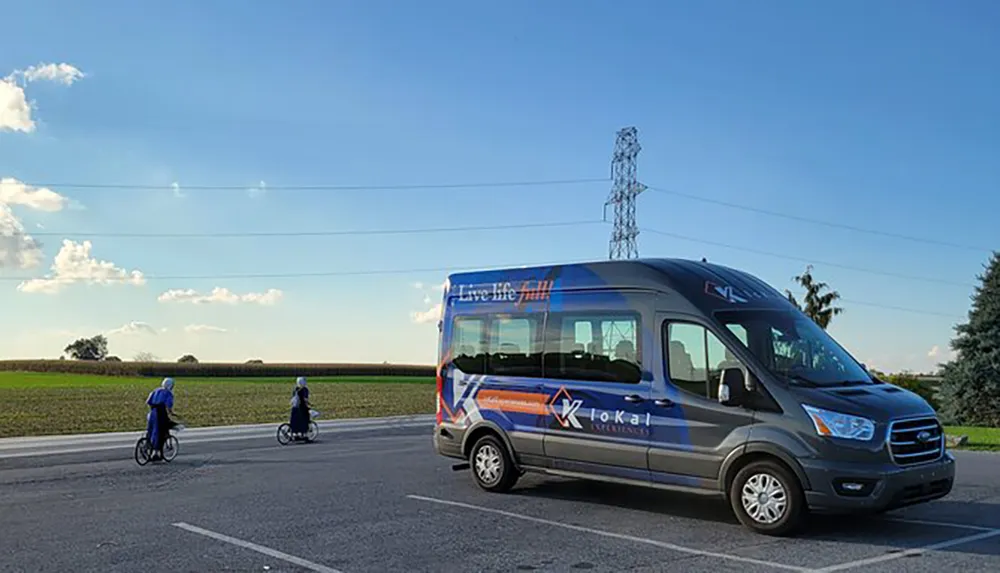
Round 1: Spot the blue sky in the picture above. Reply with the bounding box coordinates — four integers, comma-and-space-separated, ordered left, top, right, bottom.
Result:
0, 0, 997, 371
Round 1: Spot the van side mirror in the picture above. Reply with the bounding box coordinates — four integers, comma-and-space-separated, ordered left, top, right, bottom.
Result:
718, 367, 752, 407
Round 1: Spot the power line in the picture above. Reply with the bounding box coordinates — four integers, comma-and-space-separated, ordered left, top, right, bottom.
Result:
0, 260, 586, 283
646, 185, 994, 253
2, 260, 962, 319
15, 221, 974, 288
20, 177, 611, 192
839, 299, 962, 320
642, 227, 975, 288
28, 220, 605, 238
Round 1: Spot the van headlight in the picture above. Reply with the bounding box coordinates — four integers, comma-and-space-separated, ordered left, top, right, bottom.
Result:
802, 405, 876, 441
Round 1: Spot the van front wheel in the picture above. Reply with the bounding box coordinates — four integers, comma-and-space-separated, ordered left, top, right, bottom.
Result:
729, 460, 805, 536
469, 435, 518, 493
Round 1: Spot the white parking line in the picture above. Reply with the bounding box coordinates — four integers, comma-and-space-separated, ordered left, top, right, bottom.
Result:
880, 516, 997, 532
173, 522, 343, 573
815, 528, 1000, 572
406, 495, 809, 572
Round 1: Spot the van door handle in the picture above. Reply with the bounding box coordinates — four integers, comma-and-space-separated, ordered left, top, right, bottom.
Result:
654, 398, 674, 408
624, 394, 644, 403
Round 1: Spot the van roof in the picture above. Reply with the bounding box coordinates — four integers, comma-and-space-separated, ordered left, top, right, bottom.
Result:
446, 257, 790, 312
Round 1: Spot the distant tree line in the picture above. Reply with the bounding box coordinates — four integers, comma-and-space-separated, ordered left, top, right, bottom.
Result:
55, 257, 1000, 427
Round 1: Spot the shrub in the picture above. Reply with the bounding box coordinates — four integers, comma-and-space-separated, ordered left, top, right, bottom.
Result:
884, 372, 941, 411
0, 360, 435, 378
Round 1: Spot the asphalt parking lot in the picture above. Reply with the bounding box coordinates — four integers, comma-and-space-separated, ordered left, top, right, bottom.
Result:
1, 424, 998, 573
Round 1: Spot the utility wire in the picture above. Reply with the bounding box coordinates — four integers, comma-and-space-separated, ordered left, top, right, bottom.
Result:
2, 261, 962, 319
646, 185, 995, 253
23, 175, 988, 253
19, 220, 974, 288
28, 220, 605, 238
642, 228, 975, 288
21, 177, 611, 192
839, 299, 963, 319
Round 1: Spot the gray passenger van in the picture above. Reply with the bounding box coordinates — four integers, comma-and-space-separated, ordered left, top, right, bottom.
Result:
432, 258, 955, 535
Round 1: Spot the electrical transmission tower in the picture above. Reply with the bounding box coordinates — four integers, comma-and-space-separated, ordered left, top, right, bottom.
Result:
604, 126, 645, 260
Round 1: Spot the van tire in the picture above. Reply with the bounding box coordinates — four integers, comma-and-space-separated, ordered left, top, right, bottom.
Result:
729, 460, 805, 536
469, 435, 518, 493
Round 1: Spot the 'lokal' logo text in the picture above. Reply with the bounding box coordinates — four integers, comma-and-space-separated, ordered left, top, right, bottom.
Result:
589, 408, 650, 427
548, 386, 651, 435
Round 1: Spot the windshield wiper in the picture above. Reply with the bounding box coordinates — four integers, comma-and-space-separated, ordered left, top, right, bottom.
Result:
781, 373, 819, 387
825, 379, 875, 387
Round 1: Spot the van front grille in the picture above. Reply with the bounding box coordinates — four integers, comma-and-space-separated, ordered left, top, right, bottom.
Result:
888, 417, 944, 466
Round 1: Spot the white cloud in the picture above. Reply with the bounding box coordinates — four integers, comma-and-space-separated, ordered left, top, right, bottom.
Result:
107, 321, 158, 337
184, 324, 228, 334
927, 345, 956, 363
17, 63, 87, 85
17, 239, 146, 294
0, 178, 68, 211
411, 303, 443, 324
0, 203, 44, 269
0, 78, 34, 133
1, 62, 85, 133
247, 180, 267, 198
157, 286, 283, 305
0, 179, 71, 269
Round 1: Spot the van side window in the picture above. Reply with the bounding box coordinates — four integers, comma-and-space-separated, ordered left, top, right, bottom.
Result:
666, 322, 740, 399
451, 318, 486, 374
488, 316, 543, 377
544, 313, 641, 384
726, 324, 748, 346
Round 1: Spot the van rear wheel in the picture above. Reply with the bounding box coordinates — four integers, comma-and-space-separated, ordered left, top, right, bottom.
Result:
729, 460, 805, 536
469, 435, 518, 493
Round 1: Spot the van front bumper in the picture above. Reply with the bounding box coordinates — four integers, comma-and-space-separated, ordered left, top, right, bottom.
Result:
801, 451, 955, 514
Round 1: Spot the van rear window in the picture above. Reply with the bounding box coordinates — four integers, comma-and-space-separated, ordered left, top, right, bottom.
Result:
488, 316, 543, 377
543, 313, 641, 384
451, 318, 486, 374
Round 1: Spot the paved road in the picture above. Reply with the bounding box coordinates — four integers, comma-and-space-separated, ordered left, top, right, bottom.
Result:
1, 426, 998, 573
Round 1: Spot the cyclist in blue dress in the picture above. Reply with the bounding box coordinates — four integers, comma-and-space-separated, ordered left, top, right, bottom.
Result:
146, 377, 176, 459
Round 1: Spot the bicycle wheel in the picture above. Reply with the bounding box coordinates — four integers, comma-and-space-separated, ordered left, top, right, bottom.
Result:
162, 436, 179, 462
135, 438, 152, 466
305, 421, 319, 442
277, 423, 293, 445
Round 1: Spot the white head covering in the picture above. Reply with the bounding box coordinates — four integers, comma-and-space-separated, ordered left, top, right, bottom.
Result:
162, 377, 175, 391
296, 376, 307, 388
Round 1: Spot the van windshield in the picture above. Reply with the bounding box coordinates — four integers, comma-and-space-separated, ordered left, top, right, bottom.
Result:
714, 309, 874, 387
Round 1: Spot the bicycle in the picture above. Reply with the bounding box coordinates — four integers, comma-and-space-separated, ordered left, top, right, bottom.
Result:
134, 423, 185, 466
277, 409, 321, 445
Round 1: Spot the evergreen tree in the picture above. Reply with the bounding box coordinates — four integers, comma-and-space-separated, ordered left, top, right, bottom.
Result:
785, 265, 844, 330
938, 252, 1000, 427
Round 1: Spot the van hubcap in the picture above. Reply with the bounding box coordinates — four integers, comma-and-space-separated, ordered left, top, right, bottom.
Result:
741, 473, 787, 524
475, 444, 502, 485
